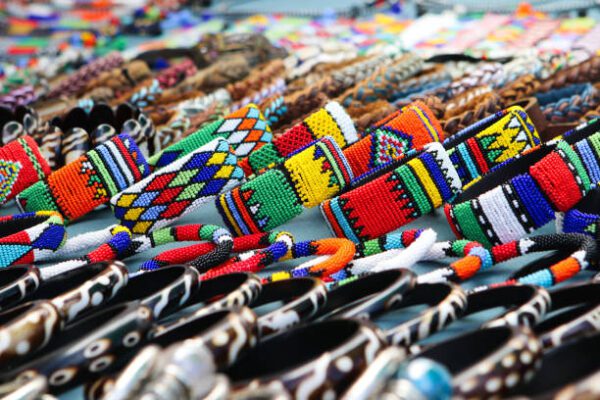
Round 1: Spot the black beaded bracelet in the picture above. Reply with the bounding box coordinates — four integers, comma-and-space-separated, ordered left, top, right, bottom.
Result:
0, 265, 40, 310
224, 319, 387, 399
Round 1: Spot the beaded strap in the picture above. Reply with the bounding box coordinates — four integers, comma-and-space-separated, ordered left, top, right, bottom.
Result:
17, 134, 149, 222
242, 101, 358, 176
111, 138, 244, 234
148, 104, 271, 169
321, 142, 461, 242
0, 135, 50, 204
218, 137, 353, 235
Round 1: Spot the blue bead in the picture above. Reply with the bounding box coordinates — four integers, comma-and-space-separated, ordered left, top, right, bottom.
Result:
395, 358, 452, 400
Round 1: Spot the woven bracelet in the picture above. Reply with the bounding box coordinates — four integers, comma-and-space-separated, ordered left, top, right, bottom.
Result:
241, 101, 358, 175
218, 137, 353, 235
17, 134, 148, 223
111, 138, 244, 234
0, 135, 50, 204
0, 211, 66, 268
321, 142, 461, 242
148, 104, 271, 169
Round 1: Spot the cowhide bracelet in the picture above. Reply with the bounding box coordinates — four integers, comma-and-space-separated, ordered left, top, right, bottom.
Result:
532, 281, 600, 350
506, 331, 600, 400
148, 104, 271, 169
17, 134, 149, 223
313, 269, 416, 321
0, 301, 153, 394
241, 101, 358, 175
0, 211, 66, 268
321, 142, 461, 242
0, 135, 50, 204
111, 138, 244, 235
382, 282, 468, 347
412, 325, 542, 399
247, 277, 327, 338
218, 137, 353, 235
0, 265, 40, 310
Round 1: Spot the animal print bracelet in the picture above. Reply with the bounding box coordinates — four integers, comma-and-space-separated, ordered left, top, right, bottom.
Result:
17, 134, 149, 223
0, 265, 40, 309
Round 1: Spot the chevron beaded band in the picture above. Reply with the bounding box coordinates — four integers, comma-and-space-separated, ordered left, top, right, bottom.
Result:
242, 101, 358, 175
218, 137, 353, 235
321, 142, 461, 242
148, 104, 271, 169
111, 138, 244, 234
17, 134, 148, 223
0, 135, 51, 204
0, 211, 66, 268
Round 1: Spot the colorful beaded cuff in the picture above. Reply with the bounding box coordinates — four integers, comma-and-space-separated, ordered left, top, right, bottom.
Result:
321, 142, 461, 242
111, 138, 244, 234
242, 101, 358, 175
148, 104, 271, 169
559, 188, 600, 237
17, 134, 149, 222
0, 135, 50, 204
443, 105, 541, 189
218, 137, 353, 235
446, 130, 600, 246
0, 211, 66, 268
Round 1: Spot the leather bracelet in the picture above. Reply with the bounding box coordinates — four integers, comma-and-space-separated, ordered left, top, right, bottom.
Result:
0, 211, 66, 268
111, 138, 244, 235
0, 135, 50, 204
0, 265, 40, 310
383, 282, 468, 347
225, 319, 386, 398
17, 134, 149, 223
148, 104, 271, 169
321, 142, 461, 242
413, 325, 542, 398
242, 101, 358, 175
218, 137, 353, 235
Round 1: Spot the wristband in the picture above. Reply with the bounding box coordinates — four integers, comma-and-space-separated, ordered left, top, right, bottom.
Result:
148, 104, 271, 169
559, 187, 600, 237
17, 134, 149, 222
0, 211, 66, 268
533, 281, 600, 350
413, 325, 541, 398
384, 282, 468, 346
250, 277, 327, 338
0, 135, 50, 204
225, 319, 386, 398
322, 142, 461, 242
111, 138, 244, 234
242, 101, 358, 175
0, 265, 40, 310
218, 137, 353, 235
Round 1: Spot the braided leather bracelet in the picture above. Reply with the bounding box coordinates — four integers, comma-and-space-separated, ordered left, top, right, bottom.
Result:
17, 134, 149, 222
111, 138, 244, 234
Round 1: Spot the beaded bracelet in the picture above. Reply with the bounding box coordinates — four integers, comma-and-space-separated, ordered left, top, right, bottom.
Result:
17, 134, 149, 223
0, 211, 66, 268
559, 187, 600, 237
412, 325, 542, 398
218, 137, 353, 235
148, 104, 271, 169
0, 135, 50, 204
0, 265, 40, 310
111, 138, 244, 234
321, 142, 461, 242
241, 101, 358, 175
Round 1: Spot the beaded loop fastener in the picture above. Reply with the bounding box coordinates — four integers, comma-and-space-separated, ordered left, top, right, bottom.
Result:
218, 137, 353, 235
0, 135, 50, 204
17, 134, 149, 223
111, 138, 244, 235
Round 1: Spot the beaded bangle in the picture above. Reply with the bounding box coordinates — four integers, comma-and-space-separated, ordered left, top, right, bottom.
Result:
225, 319, 386, 399
241, 101, 358, 175
0, 135, 50, 204
218, 137, 353, 235
413, 325, 542, 398
148, 104, 271, 169
321, 142, 461, 242
0, 211, 66, 268
111, 138, 244, 234
559, 187, 600, 237
0, 265, 40, 310
17, 134, 149, 223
